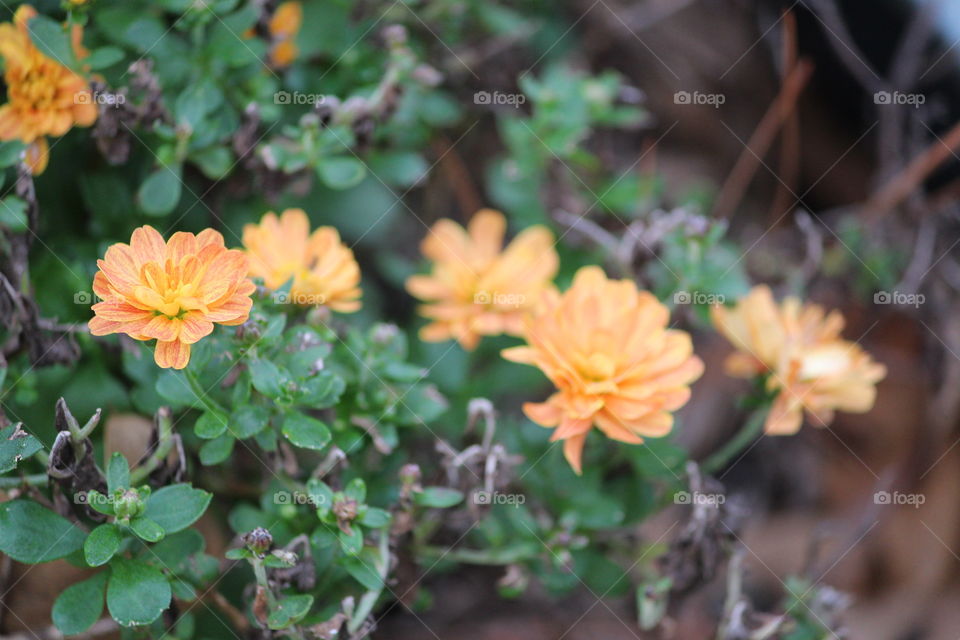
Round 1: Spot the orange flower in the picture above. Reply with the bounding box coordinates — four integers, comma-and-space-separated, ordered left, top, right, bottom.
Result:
89, 226, 255, 370
268, 1, 302, 67
502, 266, 704, 473
0, 5, 97, 174
406, 209, 559, 351
711, 285, 886, 435
242, 209, 362, 312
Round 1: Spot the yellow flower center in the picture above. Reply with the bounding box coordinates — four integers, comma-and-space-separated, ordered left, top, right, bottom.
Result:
133, 260, 207, 319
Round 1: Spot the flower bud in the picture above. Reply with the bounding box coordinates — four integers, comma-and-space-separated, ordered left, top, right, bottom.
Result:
243, 527, 273, 555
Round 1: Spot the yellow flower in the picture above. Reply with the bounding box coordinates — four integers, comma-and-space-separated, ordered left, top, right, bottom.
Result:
242, 208, 362, 312
406, 209, 559, 351
89, 226, 255, 370
270, 39, 298, 68
502, 266, 704, 474
711, 285, 886, 435
0, 5, 97, 174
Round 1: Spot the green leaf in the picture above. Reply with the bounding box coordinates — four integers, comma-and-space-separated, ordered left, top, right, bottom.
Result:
414, 487, 463, 509
27, 14, 77, 69
0, 196, 28, 232
0, 141, 26, 167
230, 404, 270, 439
359, 507, 390, 528
175, 80, 224, 130
281, 412, 331, 450
267, 594, 314, 630
249, 359, 284, 398
296, 372, 345, 408
344, 478, 366, 503
342, 550, 384, 590
305, 479, 333, 514
148, 529, 205, 569
194, 411, 228, 439
130, 517, 165, 542
156, 370, 201, 408
144, 484, 211, 533
84, 46, 125, 69
0, 423, 42, 473
53, 572, 107, 635
338, 526, 363, 556
138, 165, 183, 216
316, 156, 366, 189
0, 500, 85, 563
85, 524, 121, 567
368, 151, 428, 187
199, 433, 235, 465
86, 489, 115, 516
107, 557, 171, 627
191, 146, 234, 179
106, 452, 130, 492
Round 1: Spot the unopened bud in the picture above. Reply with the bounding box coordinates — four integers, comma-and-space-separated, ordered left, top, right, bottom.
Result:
243, 527, 273, 555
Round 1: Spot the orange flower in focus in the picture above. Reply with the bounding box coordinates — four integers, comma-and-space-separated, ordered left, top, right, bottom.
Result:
0, 5, 97, 174
89, 226, 255, 370
711, 285, 886, 435
268, 1, 302, 67
406, 209, 559, 351
242, 209, 362, 312
502, 267, 704, 474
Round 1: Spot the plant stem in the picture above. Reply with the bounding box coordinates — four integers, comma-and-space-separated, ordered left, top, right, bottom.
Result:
701, 408, 768, 475
129, 408, 174, 485
348, 527, 391, 634
0, 473, 48, 489
184, 368, 228, 417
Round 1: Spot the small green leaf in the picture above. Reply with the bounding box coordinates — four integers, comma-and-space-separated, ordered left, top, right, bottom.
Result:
316, 156, 366, 189
106, 452, 130, 493
305, 479, 333, 514
225, 547, 250, 560
0, 500, 85, 563
199, 433, 235, 465
144, 484, 211, 533
249, 359, 284, 398
359, 507, 390, 528
344, 478, 366, 503
267, 594, 314, 630
85, 524, 121, 567
281, 412, 331, 450
27, 14, 77, 69
130, 517, 165, 542
0, 141, 26, 167
341, 549, 384, 590
414, 487, 464, 509
338, 526, 363, 556
107, 557, 171, 627
84, 46, 125, 69
86, 489, 115, 516
138, 165, 183, 216
53, 572, 107, 635
0, 423, 42, 473
0, 197, 28, 232
296, 372, 345, 408
230, 404, 270, 439
194, 411, 228, 439
148, 529, 205, 569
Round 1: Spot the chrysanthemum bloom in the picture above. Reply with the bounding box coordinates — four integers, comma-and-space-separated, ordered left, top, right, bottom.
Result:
406, 209, 560, 351
89, 226, 255, 370
502, 266, 704, 473
242, 209, 362, 312
0, 5, 97, 174
268, 1, 302, 67
711, 285, 886, 435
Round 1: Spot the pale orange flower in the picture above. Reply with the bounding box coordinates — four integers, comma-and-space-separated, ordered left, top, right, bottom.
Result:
268, 1, 302, 67
502, 266, 704, 474
406, 209, 559, 351
0, 5, 97, 174
89, 226, 255, 370
242, 209, 362, 312
711, 285, 886, 435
